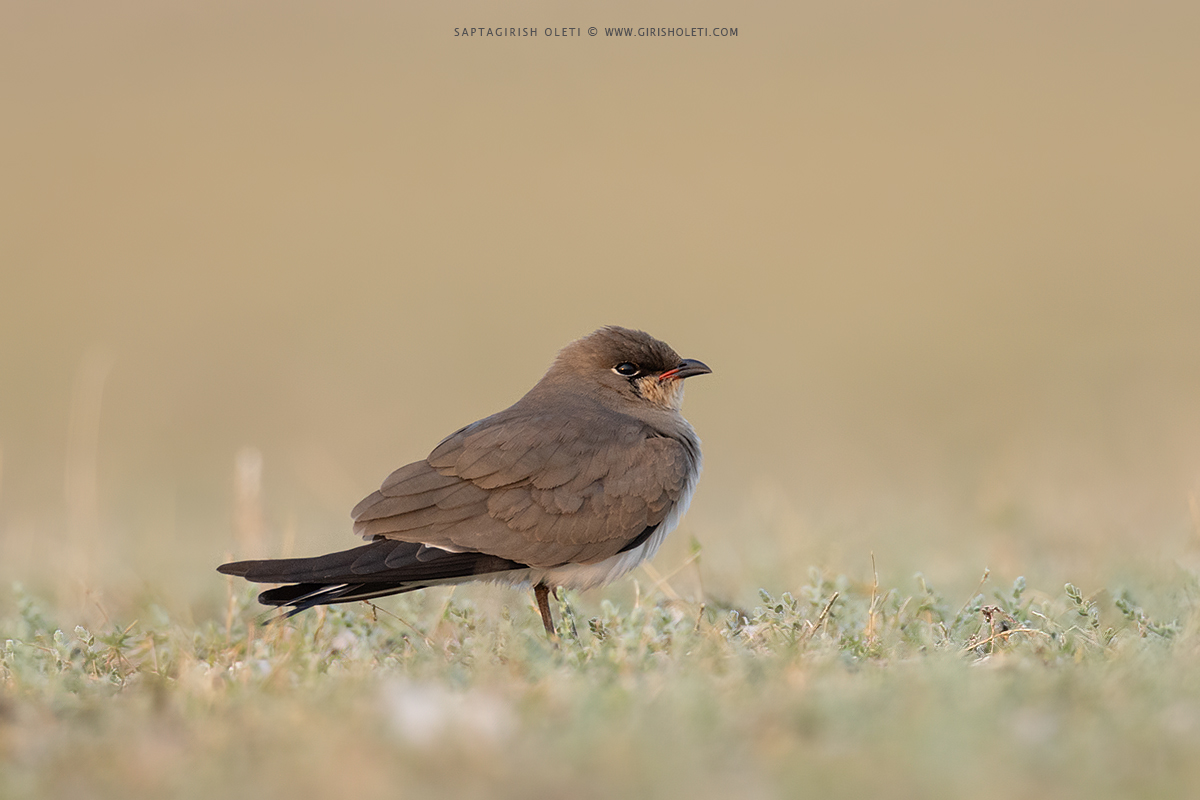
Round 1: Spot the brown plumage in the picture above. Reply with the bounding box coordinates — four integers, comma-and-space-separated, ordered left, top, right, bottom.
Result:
218, 326, 711, 636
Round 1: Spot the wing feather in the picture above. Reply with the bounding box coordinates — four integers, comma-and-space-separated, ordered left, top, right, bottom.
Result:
349, 406, 698, 568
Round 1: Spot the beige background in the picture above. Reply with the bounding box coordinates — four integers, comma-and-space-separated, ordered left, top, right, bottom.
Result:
2, 0, 1198, 610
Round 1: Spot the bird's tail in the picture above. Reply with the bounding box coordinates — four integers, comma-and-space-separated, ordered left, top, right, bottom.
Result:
217, 538, 526, 616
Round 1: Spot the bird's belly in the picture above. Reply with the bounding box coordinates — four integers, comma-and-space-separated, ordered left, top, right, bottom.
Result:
531, 524, 670, 591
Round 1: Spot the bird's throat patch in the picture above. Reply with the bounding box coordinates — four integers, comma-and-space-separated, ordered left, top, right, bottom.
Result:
637, 375, 685, 410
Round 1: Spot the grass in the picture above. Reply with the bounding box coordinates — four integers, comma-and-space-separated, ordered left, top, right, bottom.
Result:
2, 562, 1199, 800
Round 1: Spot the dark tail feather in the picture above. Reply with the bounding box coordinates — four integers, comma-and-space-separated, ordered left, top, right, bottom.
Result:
218, 538, 527, 616
260, 581, 425, 618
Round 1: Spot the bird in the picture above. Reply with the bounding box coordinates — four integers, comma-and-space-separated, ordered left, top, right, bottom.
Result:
217, 326, 711, 637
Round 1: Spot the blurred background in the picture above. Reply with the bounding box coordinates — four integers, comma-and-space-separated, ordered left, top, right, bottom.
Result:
2, 0, 1198, 617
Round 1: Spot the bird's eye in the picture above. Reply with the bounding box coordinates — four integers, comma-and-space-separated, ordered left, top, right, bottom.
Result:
613, 362, 640, 377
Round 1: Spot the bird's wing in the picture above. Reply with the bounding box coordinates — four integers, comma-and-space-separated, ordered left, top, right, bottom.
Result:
351, 409, 695, 568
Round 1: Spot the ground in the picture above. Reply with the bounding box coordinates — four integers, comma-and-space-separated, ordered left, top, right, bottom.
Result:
3, 562, 1197, 800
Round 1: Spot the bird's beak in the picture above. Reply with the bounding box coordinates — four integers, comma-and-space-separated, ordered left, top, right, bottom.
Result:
658, 359, 712, 382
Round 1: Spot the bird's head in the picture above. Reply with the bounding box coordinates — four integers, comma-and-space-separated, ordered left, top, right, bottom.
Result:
546, 326, 711, 412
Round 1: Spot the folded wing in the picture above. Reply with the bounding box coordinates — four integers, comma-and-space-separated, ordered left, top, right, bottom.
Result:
351, 407, 695, 567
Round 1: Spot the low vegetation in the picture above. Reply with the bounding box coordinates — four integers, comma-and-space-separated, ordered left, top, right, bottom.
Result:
2, 563, 1198, 799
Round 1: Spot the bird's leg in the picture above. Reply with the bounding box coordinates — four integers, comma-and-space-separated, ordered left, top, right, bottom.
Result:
534, 582, 557, 638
